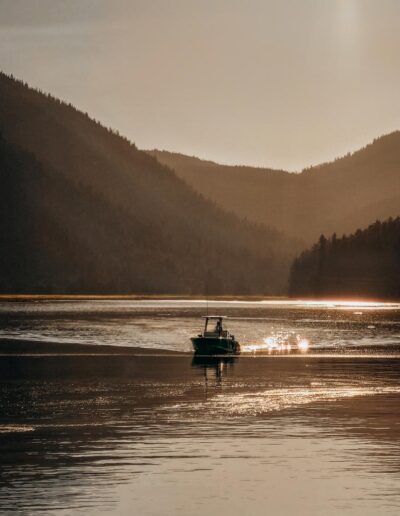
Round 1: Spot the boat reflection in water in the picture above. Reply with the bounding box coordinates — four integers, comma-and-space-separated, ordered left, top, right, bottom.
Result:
191, 353, 238, 384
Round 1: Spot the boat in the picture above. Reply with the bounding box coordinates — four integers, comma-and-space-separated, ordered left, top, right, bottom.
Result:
191, 316, 240, 354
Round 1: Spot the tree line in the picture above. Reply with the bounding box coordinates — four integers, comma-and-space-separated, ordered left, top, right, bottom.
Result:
289, 218, 400, 299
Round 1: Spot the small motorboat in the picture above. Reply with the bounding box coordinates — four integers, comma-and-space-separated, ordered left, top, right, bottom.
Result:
191, 316, 240, 354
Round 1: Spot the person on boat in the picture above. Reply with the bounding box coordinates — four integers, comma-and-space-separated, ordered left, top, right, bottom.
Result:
215, 319, 222, 335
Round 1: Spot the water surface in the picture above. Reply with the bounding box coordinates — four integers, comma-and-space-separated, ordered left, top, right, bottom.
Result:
1, 300, 400, 515
1, 299, 400, 353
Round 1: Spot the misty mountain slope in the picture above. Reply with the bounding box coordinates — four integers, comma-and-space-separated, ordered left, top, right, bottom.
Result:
147, 151, 295, 236
150, 135, 400, 243
0, 73, 297, 294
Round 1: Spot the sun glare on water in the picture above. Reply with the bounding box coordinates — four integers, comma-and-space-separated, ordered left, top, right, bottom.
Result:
297, 338, 309, 351
244, 333, 310, 354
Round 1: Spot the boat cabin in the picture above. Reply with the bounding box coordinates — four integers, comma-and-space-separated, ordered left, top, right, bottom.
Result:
203, 316, 229, 338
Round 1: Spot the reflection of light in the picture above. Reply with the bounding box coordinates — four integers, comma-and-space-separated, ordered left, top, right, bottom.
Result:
174, 299, 399, 309
178, 386, 400, 418
297, 338, 309, 352
243, 333, 310, 353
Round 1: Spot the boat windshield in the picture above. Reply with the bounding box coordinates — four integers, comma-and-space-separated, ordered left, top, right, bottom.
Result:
205, 318, 224, 334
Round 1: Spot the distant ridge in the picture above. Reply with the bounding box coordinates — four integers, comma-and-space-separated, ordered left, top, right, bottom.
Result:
0, 72, 297, 294
150, 132, 400, 243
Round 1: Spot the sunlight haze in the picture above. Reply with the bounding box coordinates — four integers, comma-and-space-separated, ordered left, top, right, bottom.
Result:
0, 0, 399, 170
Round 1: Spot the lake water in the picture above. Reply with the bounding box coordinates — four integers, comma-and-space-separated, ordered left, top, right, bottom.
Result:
1, 299, 400, 515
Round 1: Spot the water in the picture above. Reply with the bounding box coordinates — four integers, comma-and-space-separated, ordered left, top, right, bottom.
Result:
1, 300, 400, 515
1, 299, 400, 353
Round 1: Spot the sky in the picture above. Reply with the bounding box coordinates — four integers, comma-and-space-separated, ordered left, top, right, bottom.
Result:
0, 0, 399, 171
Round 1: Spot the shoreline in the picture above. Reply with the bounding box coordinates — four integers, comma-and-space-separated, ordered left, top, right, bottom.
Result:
0, 294, 287, 302
0, 294, 398, 303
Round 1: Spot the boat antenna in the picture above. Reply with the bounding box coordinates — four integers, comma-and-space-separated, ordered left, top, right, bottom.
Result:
206, 273, 209, 317
204, 268, 211, 317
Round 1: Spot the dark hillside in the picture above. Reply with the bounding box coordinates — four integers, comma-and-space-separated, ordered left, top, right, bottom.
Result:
0, 73, 296, 294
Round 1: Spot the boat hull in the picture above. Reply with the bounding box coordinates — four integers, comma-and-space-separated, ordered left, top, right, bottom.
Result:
191, 337, 240, 354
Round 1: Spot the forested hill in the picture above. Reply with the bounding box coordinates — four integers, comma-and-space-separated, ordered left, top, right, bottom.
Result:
150, 135, 400, 243
289, 218, 400, 300
0, 72, 296, 294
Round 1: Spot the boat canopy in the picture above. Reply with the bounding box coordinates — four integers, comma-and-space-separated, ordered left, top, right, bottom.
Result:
202, 316, 228, 334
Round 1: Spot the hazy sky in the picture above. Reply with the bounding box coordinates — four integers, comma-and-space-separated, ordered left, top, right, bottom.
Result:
1, 0, 399, 170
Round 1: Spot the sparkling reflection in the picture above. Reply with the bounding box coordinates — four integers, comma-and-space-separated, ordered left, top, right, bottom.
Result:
243, 332, 310, 353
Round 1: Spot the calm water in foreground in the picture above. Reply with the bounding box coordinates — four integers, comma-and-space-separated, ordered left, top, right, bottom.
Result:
1, 299, 400, 515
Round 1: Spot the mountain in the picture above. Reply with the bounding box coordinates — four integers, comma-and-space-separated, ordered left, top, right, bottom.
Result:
0, 72, 296, 295
289, 218, 400, 300
150, 135, 400, 243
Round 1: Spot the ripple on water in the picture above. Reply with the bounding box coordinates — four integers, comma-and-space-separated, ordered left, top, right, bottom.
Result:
164, 386, 400, 418
0, 424, 36, 433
